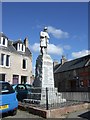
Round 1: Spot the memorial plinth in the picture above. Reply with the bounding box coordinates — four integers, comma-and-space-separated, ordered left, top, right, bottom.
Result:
34, 54, 54, 88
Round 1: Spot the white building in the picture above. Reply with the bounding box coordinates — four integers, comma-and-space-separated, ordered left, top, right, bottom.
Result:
0, 32, 32, 84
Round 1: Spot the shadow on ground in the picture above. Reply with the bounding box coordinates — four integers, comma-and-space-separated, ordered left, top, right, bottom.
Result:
0, 112, 13, 118
78, 111, 90, 119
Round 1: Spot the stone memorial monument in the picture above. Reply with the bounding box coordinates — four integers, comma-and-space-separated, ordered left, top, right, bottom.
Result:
32, 27, 66, 104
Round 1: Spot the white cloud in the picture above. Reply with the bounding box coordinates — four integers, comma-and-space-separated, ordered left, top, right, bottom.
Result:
63, 45, 71, 50
72, 50, 90, 58
48, 44, 63, 55
48, 26, 69, 39
30, 43, 63, 55
30, 43, 40, 52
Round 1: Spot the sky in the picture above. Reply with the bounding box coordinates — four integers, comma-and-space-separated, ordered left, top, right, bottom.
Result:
1, 2, 89, 74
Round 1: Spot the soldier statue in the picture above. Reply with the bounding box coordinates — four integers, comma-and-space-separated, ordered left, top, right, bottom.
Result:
40, 27, 50, 54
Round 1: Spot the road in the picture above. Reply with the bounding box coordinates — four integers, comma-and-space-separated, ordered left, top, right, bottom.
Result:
1, 110, 43, 119
1, 108, 90, 119
66, 109, 90, 119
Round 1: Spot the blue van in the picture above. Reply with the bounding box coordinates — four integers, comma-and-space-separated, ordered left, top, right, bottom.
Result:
0, 81, 18, 115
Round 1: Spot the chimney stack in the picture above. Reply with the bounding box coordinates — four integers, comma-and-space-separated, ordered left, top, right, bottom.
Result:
24, 37, 28, 48
53, 60, 59, 67
61, 55, 67, 65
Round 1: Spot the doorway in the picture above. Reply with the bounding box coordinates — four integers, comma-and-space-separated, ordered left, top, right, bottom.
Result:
13, 75, 19, 84
21, 76, 27, 84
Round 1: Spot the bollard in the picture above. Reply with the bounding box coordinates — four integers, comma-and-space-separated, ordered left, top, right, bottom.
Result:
46, 87, 49, 110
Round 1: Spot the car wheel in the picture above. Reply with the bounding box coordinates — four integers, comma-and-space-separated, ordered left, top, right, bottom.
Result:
10, 109, 17, 116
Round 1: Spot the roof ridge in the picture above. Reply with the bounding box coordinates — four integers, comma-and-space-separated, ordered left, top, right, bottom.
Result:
54, 54, 90, 73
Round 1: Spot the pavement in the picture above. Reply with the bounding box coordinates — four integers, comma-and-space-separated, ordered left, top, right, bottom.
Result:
1, 110, 43, 119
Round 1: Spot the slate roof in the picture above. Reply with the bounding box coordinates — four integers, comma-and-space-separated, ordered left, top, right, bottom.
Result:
0, 32, 8, 38
54, 54, 90, 73
13, 40, 24, 45
53, 63, 61, 73
0, 33, 32, 57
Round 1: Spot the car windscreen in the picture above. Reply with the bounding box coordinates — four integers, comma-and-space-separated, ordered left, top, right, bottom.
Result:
25, 84, 32, 89
0, 83, 15, 95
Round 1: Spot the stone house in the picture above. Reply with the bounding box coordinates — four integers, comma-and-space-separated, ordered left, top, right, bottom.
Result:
0, 32, 32, 84
54, 55, 90, 92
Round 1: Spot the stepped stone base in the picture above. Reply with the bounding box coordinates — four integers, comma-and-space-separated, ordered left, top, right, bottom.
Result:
26, 87, 66, 105
40, 88, 66, 104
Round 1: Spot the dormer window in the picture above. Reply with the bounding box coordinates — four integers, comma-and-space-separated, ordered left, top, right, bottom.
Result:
22, 44, 24, 51
0, 37, 8, 47
3, 38, 5, 45
17, 43, 25, 52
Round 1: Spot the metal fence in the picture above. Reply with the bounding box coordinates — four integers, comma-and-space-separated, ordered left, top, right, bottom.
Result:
23, 87, 90, 110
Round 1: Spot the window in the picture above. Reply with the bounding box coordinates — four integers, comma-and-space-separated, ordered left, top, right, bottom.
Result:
0, 82, 14, 95
0, 54, 10, 67
3, 38, 5, 45
22, 44, 23, 51
22, 59, 27, 69
17, 43, 25, 52
1, 54, 5, 66
80, 80, 84, 87
22, 45, 25, 52
19, 44, 22, 51
20, 44, 25, 52
0, 37, 7, 47
6, 55, 10, 67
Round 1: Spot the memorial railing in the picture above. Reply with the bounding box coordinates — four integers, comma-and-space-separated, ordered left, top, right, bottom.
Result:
22, 87, 89, 110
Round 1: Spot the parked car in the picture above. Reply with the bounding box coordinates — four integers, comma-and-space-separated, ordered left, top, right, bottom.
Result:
0, 81, 18, 116
12, 84, 32, 102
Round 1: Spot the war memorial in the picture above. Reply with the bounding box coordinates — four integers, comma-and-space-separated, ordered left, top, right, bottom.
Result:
33, 27, 66, 104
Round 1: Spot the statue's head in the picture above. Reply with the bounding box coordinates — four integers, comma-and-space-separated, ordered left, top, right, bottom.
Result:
44, 27, 48, 32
